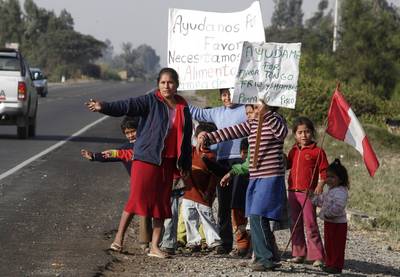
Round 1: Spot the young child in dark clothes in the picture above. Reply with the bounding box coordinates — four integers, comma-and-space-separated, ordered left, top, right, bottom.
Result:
80, 116, 152, 252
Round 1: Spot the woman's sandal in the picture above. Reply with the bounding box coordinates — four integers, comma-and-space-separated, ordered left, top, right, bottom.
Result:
147, 251, 171, 259
109, 242, 122, 252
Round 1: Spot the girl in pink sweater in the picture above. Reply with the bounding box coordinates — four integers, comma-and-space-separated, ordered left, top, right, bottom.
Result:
311, 159, 349, 274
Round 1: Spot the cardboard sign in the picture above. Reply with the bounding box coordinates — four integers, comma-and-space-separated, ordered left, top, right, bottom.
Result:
232, 42, 301, 109
168, 2, 265, 90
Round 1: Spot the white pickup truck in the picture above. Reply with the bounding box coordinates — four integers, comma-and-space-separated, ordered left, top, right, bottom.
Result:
0, 48, 38, 139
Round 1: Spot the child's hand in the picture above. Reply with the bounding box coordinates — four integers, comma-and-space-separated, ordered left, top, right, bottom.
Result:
314, 181, 325, 195
196, 131, 209, 153
81, 149, 93, 160
101, 150, 118, 159
220, 172, 232, 187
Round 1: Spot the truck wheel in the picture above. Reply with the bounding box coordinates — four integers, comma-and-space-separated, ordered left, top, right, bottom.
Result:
28, 117, 36, 137
17, 126, 29, 139
28, 105, 38, 137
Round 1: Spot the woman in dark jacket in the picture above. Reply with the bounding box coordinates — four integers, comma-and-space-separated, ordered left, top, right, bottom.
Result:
86, 68, 192, 258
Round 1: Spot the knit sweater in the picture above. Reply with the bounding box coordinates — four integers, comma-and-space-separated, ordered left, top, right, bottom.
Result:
312, 186, 348, 223
206, 110, 288, 179
189, 104, 246, 161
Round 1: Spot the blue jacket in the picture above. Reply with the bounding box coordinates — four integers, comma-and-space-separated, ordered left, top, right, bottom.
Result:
189, 104, 246, 160
100, 90, 192, 171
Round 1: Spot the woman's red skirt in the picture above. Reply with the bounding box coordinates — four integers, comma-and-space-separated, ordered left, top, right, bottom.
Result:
124, 158, 175, 219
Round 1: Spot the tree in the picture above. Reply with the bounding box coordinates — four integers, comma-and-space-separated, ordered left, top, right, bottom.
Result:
0, 0, 23, 45
302, 0, 333, 53
134, 44, 160, 75
266, 0, 304, 42
335, 0, 400, 99
116, 42, 160, 79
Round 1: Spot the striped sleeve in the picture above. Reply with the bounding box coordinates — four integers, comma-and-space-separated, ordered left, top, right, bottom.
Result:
207, 121, 251, 144
264, 112, 288, 141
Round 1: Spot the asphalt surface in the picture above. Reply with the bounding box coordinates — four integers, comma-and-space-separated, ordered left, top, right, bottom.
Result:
0, 81, 154, 176
0, 81, 154, 276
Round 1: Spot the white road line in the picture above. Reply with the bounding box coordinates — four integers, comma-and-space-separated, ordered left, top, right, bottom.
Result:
0, 116, 109, 181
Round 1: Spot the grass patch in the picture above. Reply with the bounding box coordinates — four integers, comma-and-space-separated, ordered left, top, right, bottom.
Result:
196, 90, 221, 107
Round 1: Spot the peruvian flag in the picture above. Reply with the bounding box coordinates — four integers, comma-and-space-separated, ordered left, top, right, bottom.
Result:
326, 89, 379, 177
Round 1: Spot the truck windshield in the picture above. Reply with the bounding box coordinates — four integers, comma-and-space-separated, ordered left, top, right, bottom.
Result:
0, 56, 21, 71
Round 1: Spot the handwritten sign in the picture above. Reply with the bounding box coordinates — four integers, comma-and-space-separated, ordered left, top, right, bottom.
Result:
168, 2, 265, 90
232, 42, 301, 109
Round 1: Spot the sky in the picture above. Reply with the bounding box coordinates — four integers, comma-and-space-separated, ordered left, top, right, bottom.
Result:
28, 0, 399, 66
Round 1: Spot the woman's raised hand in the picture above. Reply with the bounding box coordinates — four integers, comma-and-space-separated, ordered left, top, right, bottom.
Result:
85, 99, 102, 112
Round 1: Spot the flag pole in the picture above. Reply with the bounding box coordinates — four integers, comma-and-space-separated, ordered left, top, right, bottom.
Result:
280, 83, 339, 258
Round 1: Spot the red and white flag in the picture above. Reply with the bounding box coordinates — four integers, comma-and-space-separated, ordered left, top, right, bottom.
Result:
326, 89, 379, 176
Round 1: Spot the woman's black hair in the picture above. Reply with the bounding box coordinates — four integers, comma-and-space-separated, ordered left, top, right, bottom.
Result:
327, 158, 350, 189
120, 116, 140, 132
157, 67, 179, 88
292, 116, 316, 138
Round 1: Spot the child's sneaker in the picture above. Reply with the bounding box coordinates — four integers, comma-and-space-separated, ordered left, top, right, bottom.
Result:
229, 248, 249, 258
322, 266, 342, 274
201, 242, 209, 252
312, 260, 324, 267
213, 245, 227, 255
160, 247, 175, 255
186, 245, 201, 253
287, 256, 305, 263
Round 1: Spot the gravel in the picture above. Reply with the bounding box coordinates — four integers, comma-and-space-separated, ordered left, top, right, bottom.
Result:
99, 218, 400, 277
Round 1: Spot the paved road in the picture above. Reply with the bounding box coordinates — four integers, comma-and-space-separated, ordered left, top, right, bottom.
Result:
0, 81, 154, 276
0, 81, 154, 177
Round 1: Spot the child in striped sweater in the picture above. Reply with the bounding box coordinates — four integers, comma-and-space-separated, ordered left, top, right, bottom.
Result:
198, 101, 288, 271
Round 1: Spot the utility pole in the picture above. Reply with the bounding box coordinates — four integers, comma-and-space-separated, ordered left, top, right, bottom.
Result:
333, 0, 339, 52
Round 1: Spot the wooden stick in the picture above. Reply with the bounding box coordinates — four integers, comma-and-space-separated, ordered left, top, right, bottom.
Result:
252, 109, 264, 168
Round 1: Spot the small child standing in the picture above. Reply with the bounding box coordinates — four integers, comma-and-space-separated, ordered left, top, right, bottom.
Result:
312, 159, 349, 274
286, 117, 328, 266
81, 116, 152, 253
182, 124, 223, 252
